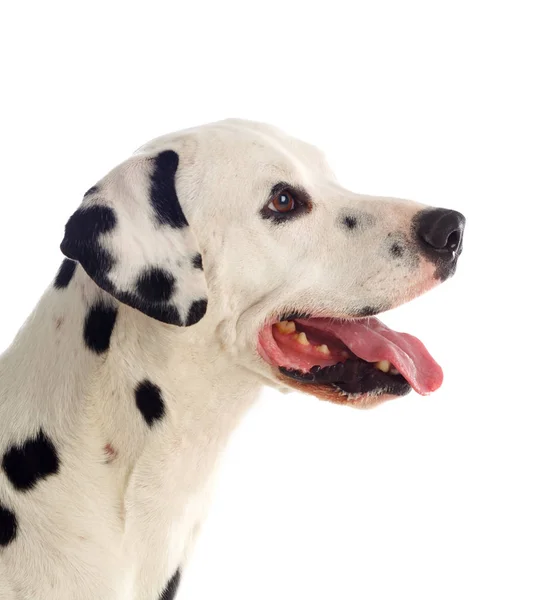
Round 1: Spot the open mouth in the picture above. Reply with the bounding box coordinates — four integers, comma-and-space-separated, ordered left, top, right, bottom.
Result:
257, 313, 443, 405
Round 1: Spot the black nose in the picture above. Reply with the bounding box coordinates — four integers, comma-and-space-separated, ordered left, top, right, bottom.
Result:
416, 208, 465, 257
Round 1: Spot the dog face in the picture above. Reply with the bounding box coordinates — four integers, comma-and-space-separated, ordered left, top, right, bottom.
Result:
62, 119, 465, 408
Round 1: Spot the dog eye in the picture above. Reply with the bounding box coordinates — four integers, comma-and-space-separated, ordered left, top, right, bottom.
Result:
267, 190, 296, 213
261, 183, 312, 222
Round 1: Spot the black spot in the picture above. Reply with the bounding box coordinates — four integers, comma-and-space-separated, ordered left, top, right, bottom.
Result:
340, 212, 376, 232
159, 567, 181, 600
54, 259, 77, 289
60, 205, 117, 279
83, 302, 118, 354
135, 380, 165, 426
2, 430, 60, 492
185, 298, 208, 326
150, 150, 188, 228
136, 268, 176, 303
390, 242, 405, 258
84, 185, 99, 197
192, 253, 203, 270
343, 216, 357, 230
62, 204, 116, 242
0, 504, 17, 546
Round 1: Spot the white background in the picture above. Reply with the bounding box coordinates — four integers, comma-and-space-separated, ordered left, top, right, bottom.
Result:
1, 1, 535, 598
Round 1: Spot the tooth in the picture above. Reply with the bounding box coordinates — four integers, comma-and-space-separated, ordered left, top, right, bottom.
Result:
296, 332, 309, 345
341, 351, 350, 359
389, 366, 400, 375
316, 344, 330, 355
375, 360, 391, 373
275, 321, 287, 332
275, 320, 296, 334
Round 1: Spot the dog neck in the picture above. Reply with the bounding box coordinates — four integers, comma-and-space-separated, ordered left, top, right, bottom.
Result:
1, 262, 260, 486
0, 262, 263, 593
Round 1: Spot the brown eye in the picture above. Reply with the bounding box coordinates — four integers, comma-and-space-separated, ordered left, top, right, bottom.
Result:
261, 183, 311, 222
268, 190, 296, 213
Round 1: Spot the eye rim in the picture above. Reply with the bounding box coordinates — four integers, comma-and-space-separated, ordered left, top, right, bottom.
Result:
261, 182, 312, 222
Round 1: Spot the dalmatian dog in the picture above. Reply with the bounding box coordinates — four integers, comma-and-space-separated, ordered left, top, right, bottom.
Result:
0, 119, 465, 599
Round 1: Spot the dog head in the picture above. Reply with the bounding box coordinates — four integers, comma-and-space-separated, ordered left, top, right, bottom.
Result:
62, 119, 465, 408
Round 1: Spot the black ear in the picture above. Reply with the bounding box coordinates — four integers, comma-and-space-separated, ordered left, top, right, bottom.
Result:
61, 150, 208, 326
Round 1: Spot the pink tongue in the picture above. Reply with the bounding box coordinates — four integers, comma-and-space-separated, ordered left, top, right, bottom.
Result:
295, 317, 443, 395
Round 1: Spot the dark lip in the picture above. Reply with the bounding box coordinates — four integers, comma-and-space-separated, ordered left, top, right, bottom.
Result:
277, 308, 384, 323
279, 311, 312, 322
279, 357, 411, 398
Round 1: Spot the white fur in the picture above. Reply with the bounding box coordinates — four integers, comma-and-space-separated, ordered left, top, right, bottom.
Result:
0, 119, 438, 599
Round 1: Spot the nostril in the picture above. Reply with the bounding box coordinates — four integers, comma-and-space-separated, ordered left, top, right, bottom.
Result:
446, 229, 461, 252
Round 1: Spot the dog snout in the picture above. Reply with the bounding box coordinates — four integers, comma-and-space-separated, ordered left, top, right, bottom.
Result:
416, 208, 465, 258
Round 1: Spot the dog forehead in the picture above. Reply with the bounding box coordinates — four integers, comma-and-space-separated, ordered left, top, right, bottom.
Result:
138, 119, 333, 180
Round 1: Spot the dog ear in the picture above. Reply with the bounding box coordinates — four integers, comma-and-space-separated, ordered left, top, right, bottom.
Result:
60, 150, 208, 326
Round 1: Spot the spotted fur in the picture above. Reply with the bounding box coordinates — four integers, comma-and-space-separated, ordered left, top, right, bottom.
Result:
54, 259, 77, 289
0, 505, 17, 547
135, 380, 166, 426
83, 301, 118, 354
159, 568, 181, 600
2, 430, 60, 492
0, 119, 464, 599
60, 151, 208, 326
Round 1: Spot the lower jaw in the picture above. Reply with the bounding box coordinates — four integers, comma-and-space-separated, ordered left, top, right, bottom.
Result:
275, 376, 408, 409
